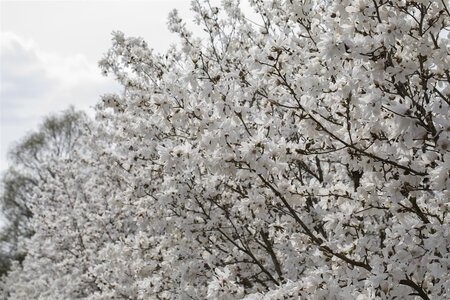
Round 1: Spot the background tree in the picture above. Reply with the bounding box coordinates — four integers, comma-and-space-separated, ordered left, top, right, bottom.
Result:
0, 107, 88, 278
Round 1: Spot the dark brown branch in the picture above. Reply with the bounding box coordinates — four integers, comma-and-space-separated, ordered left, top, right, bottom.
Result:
399, 278, 430, 300
260, 230, 283, 280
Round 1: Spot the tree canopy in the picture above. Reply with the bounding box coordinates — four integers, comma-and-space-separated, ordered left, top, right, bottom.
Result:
1, 0, 449, 299
0, 107, 88, 278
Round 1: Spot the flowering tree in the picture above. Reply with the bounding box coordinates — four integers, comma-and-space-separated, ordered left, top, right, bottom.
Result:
0, 107, 88, 278
2, 0, 449, 299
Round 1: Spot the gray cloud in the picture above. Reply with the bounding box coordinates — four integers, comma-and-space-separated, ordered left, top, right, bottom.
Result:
0, 32, 120, 172
1, 34, 58, 107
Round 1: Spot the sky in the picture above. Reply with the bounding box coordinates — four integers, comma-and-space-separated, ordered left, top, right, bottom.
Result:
0, 0, 200, 173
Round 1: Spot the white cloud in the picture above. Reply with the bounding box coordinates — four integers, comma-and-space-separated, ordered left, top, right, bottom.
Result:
0, 32, 120, 172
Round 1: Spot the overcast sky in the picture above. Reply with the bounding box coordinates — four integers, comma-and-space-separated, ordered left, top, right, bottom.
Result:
0, 0, 203, 173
